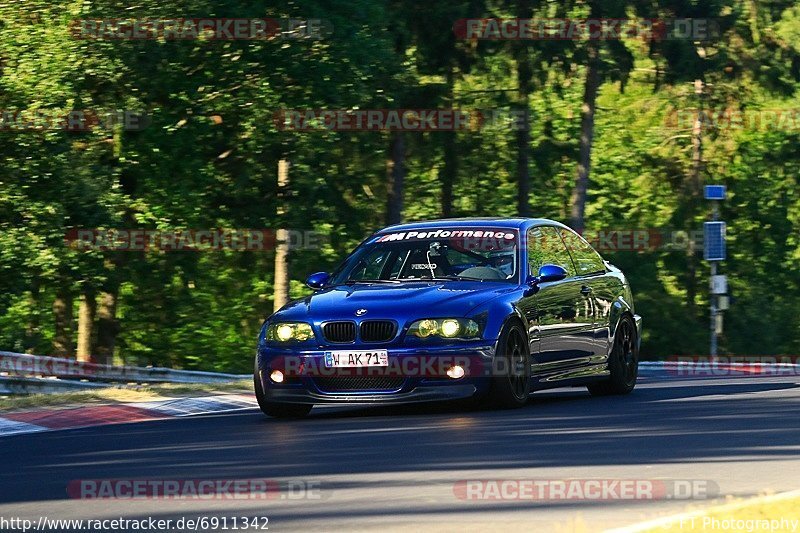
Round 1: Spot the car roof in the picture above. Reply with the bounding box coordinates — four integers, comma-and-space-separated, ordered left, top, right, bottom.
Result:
377, 217, 570, 234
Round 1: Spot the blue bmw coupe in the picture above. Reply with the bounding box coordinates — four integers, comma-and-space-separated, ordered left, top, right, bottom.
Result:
255, 218, 641, 417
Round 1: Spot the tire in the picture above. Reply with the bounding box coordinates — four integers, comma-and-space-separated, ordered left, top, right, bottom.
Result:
254, 370, 312, 418
490, 321, 531, 409
588, 314, 638, 396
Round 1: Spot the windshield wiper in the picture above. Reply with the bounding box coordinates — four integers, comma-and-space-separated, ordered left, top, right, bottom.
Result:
342, 279, 401, 285
396, 275, 487, 282
435, 275, 487, 282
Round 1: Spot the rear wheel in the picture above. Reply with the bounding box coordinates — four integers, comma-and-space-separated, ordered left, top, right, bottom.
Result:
254, 370, 312, 418
588, 315, 638, 396
491, 321, 531, 409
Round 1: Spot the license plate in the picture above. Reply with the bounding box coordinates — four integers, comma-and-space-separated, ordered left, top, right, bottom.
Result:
324, 350, 389, 368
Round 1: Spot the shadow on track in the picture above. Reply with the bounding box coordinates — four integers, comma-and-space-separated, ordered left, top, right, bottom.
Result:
0, 375, 798, 505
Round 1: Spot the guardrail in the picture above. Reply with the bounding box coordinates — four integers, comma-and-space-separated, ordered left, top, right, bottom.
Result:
0, 351, 249, 394
0, 375, 114, 395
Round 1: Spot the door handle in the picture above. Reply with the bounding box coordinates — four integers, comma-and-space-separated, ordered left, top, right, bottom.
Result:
580, 285, 592, 296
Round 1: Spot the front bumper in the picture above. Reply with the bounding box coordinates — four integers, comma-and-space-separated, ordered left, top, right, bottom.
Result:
257, 379, 478, 405
256, 342, 496, 405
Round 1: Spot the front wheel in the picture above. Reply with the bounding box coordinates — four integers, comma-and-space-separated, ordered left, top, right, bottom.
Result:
588, 315, 638, 396
490, 321, 531, 409
254, 371, 312, 418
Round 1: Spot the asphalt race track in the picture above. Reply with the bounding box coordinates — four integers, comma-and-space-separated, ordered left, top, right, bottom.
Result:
2, 368, 799, 532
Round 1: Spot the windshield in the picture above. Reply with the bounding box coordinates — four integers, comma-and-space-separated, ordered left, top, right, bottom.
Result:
329, 227, 519, 284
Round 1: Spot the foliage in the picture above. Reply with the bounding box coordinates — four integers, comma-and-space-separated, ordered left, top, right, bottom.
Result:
1, 0, 799, 370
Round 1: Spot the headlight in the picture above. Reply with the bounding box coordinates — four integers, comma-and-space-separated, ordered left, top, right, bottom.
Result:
408, 318, 480, 339
266, 322, 314, 342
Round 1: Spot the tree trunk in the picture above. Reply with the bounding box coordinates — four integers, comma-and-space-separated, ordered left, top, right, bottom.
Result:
686, 79, 705, 314
515, 108, 531, 217
273, 158, 291, 313
76, 286, 96, 362
690, 79, 704, 196
441, 132, 457, 217
24, 278, 41, 354
570, 41, 601, 234
95, 288, 119, 365
385, 131, 405, 225
441, 68, 457, 218
52, 286, 73, 357
514, 0, 532, 217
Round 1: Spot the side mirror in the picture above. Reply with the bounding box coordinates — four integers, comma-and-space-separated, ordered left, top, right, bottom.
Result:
305, 271, 330, 289
538, 264, 568, 283
526, 264, 568, 286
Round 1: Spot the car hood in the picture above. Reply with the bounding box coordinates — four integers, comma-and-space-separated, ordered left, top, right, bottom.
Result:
273, 281, 515, 322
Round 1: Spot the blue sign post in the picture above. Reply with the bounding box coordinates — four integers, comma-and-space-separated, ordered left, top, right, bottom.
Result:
704, 185, 727, 201
704, 185, 726, 359
703, 221, 726, 261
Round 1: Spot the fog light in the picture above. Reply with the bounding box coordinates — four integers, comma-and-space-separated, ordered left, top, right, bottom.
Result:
446, 365, 465, 379
270, 370, 285, 383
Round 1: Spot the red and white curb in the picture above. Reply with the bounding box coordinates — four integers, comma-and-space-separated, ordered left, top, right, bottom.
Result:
0, 393, 258, 437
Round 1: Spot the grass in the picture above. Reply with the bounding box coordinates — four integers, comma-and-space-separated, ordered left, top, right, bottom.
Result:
0, 379, 252, 412
641, 493, 800, 532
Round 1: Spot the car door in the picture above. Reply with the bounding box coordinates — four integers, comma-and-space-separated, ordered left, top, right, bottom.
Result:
558, 227, 612, 361
521, 225, 596, 379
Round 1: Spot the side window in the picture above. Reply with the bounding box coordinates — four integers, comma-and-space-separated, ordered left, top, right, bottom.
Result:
349, 249, 389, 280
386, 250, 407, 279
527, 226, 576, 277
559, 228, 606, 276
